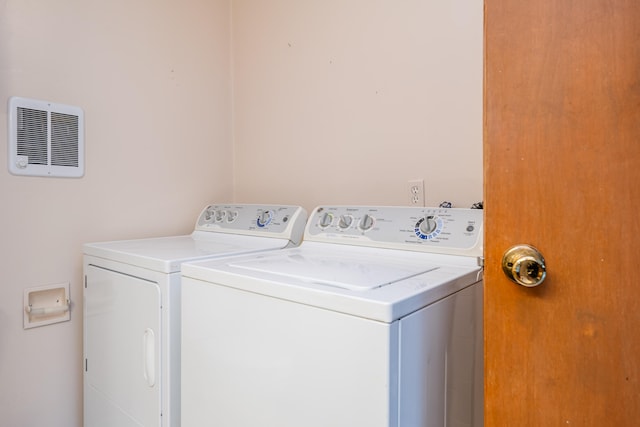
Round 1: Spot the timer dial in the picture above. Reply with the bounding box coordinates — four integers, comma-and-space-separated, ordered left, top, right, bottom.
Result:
257, 210, 273, 227
419, 216, 438, 234
415, 215, 442, 240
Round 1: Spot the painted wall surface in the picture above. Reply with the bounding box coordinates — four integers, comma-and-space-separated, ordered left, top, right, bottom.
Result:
232, 0, 483, 212
1, 0, 481, 425
0, 1, 232, 426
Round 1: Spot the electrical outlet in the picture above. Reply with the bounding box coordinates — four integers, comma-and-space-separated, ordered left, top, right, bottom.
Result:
408, 179, 424, 206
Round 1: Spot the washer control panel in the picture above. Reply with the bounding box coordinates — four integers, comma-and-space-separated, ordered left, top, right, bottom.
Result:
195, 204, 307, 242
305, 206, 483, 256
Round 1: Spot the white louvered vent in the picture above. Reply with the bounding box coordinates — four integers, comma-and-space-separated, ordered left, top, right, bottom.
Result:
8, 97, 84, 178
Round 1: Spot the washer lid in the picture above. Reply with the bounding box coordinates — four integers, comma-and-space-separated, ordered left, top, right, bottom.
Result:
182, 242, 482, 322
229, 253, 439, 291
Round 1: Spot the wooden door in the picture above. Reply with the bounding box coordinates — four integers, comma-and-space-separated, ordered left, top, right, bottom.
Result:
484, 1, 640, 425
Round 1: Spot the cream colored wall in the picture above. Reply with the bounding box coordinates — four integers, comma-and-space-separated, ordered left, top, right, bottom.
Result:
0, 1, 232, 426
1, 1, 482, 425
232, 0, 483, 213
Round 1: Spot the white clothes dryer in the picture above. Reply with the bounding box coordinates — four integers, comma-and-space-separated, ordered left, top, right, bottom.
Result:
180, 205, 484, 427
83, 204, 306, 427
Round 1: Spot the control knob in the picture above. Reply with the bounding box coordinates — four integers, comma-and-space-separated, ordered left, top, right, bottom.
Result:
358, 214, 375, 231
226, 210, 239, 222
257, 210, 273, 227
419, 215, 438, 234
337, 214, 353, 230
204, 207, 215, 222
318, 212, 333, 228
215, 210, 226, 222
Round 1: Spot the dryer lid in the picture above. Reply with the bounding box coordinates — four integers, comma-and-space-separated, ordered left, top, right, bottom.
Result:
84, 233, 289, 273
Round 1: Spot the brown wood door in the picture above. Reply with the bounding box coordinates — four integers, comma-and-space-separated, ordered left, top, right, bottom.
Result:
484, 1, 640, 425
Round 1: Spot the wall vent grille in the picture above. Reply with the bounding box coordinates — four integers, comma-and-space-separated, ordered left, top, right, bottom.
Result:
8, 97, 84, 177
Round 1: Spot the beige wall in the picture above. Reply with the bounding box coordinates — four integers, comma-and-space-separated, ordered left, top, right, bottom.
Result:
0, 1, 232, 425
232, 0, 483, 212
0, 1, 481, 425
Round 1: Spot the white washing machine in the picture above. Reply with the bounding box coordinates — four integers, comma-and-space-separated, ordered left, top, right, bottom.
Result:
180, 205, 484, 427
83, 204, 307, 427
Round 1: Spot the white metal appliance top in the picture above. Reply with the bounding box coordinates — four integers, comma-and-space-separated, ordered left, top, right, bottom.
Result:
83, 204, 307, 273
182, 205, 483, 322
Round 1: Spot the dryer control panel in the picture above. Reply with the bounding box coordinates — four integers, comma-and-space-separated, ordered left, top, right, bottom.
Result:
305, 206, 483, 257
194, 204, 307, 244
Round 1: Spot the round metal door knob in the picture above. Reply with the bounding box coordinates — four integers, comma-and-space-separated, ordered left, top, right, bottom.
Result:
502, 244, 547, 287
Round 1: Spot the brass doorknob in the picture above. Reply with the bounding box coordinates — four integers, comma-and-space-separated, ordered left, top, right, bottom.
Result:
502, 244, 546, 287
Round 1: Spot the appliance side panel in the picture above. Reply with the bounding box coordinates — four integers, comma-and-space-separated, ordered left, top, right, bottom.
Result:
84, 264, 162, 427
181, 277, 396, 427
398, 282, 483, 427
165, 272, 182, 427
472, 282, 483, 426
